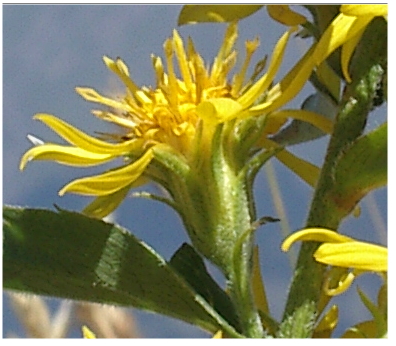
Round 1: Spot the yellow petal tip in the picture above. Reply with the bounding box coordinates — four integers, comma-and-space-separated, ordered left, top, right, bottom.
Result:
19, 149, 35, 171
82, 325, 96, 339
19, 160, 27, 171
33, 113, 50, 121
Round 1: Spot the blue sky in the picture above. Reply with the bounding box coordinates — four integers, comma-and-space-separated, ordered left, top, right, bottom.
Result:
3, 4, 387, 338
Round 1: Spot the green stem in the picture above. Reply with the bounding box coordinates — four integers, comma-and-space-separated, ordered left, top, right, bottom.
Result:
282, 17, 387, 327
212, 125, 264, 338
227, 191, 263, 338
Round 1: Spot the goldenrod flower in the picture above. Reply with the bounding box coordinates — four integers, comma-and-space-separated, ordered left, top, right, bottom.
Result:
282, 228, 387, 295
21, 24, 329, 220
312, 4, 387, 82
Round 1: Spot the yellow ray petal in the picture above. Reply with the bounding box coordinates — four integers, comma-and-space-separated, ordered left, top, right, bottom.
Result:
82, 180, 145, 219
341, 4, 387, 17
212, 330, 223, 338
276, 150, 319, 187
312, 14, 373, 67
281, 228, 354, 252
91, 110, 136, 129
82, 325, 96, 339
314, 242, 388, 272
178, 5, 263, 25
268, 109, 333, 134
251, 44, 316, 115
316, 61, 341, 101
266, 5, 307, 26
324, 270, 356, 296
341, 30, 364, 83
231, 37, 260, 96
103, 56, 140, 98
34, 113, 144, 155
20, 144, 113, 170
172, 29, 193, 91
163, 37, 180, 108
260, 138, 320, 188
196, 97, 243, 124
237, 27, 296, 109
59, 149, 153, 196
75, 87, 131, 111
211, 22, 238, 82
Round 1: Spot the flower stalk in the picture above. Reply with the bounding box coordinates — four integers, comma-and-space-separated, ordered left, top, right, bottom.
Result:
152, 119, 268, 337
282, 16, 387, 324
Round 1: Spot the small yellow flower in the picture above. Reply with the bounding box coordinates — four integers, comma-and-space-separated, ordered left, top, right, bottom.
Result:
312, 4, 387, 82
282, 228, 387, 295
20, 24, 329, 219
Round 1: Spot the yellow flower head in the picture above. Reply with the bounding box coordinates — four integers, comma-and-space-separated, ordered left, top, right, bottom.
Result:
20, 24, 327, 218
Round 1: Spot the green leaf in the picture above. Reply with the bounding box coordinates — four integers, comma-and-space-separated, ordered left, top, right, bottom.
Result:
332, 122, 387, 213
3, 206, 241, 336
357, 287, 387, 338
178, 5, 263, 25
169, 243, 240, 331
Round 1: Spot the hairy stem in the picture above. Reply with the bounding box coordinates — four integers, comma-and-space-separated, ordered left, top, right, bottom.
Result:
282, 17, 387, 324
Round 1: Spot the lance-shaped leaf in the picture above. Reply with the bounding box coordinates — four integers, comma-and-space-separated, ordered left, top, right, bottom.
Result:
169, 243, 240, 331
331, 122, 387, 213
3, 206, 241, 336
178, 5, 263, 25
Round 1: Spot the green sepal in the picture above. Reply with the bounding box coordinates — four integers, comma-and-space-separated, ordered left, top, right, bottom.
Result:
3, 206, 241, 336
233, 114, 269, 167
304, 5, 342, 76
357, 286, 387, 338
